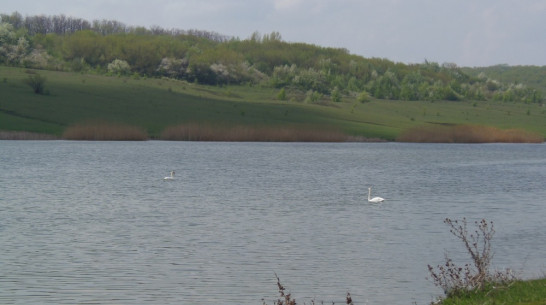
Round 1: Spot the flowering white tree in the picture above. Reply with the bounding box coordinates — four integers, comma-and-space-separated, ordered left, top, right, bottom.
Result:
107, 59, 131, 75
157, 57, 189, 78
0, 22, 30, 65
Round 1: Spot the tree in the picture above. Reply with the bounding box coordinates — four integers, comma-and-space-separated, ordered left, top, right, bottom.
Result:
0, 22, 31, 65
157, 57, 189, 78
107, 59, 131, 75
331, 86, 342, 102
304, 90, 322, 103
357, 90, 371, 103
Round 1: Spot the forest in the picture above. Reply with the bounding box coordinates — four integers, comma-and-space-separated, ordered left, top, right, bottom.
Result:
1, 11, 543, 104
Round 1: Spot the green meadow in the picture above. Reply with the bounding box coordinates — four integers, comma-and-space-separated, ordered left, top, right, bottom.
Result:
438, 278, 546, 305
1, 66, 545, 141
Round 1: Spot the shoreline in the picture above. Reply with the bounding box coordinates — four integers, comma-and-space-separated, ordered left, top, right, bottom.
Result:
1, 131, 542, 143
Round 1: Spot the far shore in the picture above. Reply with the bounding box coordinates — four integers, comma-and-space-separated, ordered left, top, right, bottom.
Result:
0, 130, 387, 142
1, 129, 543, 143
0, 131, 60, 140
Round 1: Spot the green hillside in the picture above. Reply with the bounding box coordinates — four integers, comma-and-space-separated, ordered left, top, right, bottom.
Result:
1, 12, 543, 105
463, 65, 546, 95
1, 66, 545, 140
1, 12, 545, 141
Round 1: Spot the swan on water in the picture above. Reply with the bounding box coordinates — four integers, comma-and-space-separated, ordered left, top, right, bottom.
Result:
368, 187, 384, 203
164, 170, 175, 180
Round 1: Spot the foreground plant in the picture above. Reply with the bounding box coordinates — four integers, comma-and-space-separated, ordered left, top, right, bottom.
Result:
428, 218, 516, 298
263, 274, 354, 305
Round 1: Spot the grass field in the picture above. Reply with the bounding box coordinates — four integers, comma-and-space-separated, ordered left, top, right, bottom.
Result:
1, 66, 545, 141
439, 278, 546, 305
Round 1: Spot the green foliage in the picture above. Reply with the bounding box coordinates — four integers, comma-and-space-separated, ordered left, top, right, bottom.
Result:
1, 12, 544, 105
464, 65, 545, 103
357, 90, 371, 103
304, 90, 322, 103
107, 59, 131, 75
331, 86, 342, 102
276, 87, 286, 100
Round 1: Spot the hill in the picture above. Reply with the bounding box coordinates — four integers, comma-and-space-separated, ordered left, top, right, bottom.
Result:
1, 66, 545, 141
1, 12, 545, 141
1, 12, 543, 104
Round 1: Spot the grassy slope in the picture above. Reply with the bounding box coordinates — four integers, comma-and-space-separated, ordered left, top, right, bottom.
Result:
440, 278, 546, 305
1, 66, 545, 140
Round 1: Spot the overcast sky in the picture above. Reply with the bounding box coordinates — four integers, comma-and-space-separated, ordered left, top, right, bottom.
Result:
2, 0, 546, 67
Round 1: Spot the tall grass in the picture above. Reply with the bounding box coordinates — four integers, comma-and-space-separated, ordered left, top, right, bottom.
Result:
0, 130, 59, 140
62, 121, 148, 140
397, 124, 544, 143
160, 123, 348, 142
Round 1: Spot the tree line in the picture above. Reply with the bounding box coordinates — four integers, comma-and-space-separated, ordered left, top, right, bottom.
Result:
1, 11, 543, 104
0, 11, 228, 40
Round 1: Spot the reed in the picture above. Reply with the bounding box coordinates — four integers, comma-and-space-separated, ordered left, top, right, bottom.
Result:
0, 130, 59, 140
62, 121, 148, 140
397, 124, 543, 143
160, 123, 348, 142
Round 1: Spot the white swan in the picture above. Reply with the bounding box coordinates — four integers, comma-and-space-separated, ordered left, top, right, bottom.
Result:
368, 187, 384, 203
164, 170, 175, 180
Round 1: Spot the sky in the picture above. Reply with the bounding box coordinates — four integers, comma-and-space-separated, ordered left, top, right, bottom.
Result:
2, 0, 546, 67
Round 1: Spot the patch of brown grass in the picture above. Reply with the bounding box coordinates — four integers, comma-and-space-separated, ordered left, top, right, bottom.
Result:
397, 124, 543, 143
62, 121, 148, 141
160, 123, 348, 142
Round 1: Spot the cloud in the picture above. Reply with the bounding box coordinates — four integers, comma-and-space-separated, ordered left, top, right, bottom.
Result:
273, 0, 304, 11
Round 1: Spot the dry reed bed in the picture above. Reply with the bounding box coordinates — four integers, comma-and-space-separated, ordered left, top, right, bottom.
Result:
62, 122, 148, 141
397, 124, 544, 143
160, 123, 348, 142
0, 130, 59, 140
8, 122, 543, 143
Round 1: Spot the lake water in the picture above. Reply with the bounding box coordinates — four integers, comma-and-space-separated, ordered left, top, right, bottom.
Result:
1, 141, 545, 305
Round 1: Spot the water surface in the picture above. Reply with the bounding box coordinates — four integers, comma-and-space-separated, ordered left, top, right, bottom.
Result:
1, 141, 545, 304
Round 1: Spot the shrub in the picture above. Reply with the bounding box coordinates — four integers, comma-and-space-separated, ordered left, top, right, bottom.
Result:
428, 218, 517, 297
304, 90, 322, 103
24, 72, 47, 94
263, 274, 355, 305
107, 59, 131, 75
277, 87, 287, 101
331, 86, 342, 103
357, 90, 371, 103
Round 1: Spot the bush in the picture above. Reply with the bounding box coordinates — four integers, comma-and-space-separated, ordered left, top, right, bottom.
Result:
263, 274, 354, 305
304, 90, 322, 103
331, 86, 342, 103
107, 59, 131, 75
357, 90, 371, 103
24, 72, 47, 94
277, 87, 286, 100
428, 218, 517, 297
